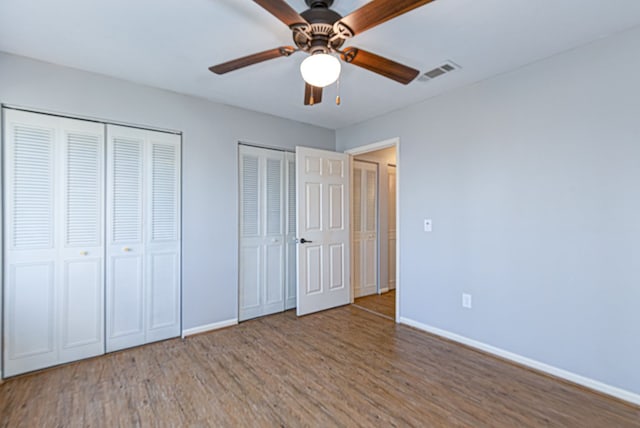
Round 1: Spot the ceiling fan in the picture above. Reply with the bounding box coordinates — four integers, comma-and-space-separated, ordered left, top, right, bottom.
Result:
209, 0, 434, 106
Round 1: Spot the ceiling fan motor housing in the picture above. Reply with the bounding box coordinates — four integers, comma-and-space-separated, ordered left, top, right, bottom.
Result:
295, 1, 351, 54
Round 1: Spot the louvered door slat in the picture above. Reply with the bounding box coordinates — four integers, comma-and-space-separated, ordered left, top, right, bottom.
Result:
66, 133, 102, 246
266, 158, 282, 235
12, 125, 54, 249
366, 170, 377, 232
287, 159, 296, 235
151, 143, 178, 241
112, 138, 143, 243
241, 154, 260, 237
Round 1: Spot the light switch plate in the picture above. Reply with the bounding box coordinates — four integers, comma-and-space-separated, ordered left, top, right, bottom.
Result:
424, 219, 432, 232
462, 293, 472, 309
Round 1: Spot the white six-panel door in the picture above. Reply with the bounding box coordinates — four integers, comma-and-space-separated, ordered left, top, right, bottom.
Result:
353, 161, 378, 298
3, 109, 105, 376
106, 125, 180, 352
296, 146, 350, 316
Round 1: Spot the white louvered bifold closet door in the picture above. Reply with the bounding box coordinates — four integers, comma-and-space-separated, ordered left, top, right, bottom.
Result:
106, 125, 180, 352
3, 109, 105, 377
238, 145, 287, 321
387, 165, 397, 291
352, 161, 378, 298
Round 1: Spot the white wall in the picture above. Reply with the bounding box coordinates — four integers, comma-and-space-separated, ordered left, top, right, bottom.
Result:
0, 52, 335, 335
336, 27, 640, 397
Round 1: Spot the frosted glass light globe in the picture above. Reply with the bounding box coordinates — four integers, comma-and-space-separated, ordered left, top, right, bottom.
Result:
300, 54, 341, 88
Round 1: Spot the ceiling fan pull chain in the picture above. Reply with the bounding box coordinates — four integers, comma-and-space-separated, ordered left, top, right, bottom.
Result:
336, 78, 341, 106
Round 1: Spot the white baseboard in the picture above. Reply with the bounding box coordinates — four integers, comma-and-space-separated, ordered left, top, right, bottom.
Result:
380, 287, 389, 294
181, 318, 238, 338
399, 317, 640, 406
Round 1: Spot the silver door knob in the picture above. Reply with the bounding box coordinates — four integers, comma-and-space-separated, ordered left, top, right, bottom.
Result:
123, 247, 132, 252
80, 251, 89, 256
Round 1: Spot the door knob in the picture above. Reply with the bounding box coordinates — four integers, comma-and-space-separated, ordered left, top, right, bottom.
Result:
80, 251, 89, 256
299, 238, 313, 244
123, 247, 132, 252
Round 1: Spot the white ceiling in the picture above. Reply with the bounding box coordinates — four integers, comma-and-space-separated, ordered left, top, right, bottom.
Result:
2, 1, 640, 130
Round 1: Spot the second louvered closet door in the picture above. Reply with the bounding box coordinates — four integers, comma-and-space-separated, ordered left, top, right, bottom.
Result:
239, 145, 293, 321
352, 160, 378, 298
106, 125, 181, 352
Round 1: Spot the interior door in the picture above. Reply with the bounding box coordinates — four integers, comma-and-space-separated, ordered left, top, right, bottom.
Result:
3, 109, 105, 376
59, 118, 105, 364
106, 126, 146, 352
353, 161, 378, 298
145, 134, 181, 343
296, 146, 350, 316
4, 111, 58, 376
387, 165, 397, 290
238, 145, 286, 321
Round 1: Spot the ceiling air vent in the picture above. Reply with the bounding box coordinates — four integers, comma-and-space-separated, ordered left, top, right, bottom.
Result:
418, 61, 460, 82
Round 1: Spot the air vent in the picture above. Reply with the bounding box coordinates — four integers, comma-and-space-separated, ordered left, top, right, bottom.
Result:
418, 61, 460, 82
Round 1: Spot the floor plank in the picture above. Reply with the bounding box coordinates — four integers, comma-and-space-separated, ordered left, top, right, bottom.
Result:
1, 306, 638, 427
354, 289, 396, 319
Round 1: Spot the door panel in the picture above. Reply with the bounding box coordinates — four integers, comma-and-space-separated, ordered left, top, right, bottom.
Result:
329, 244, 345, 290
7, 262, 56, 358
284, 153, 297, 310
305, 245, 322, 294
108, 255, 144, 350
147, 251, 180, 342
60, 120, 105, 363
62, 259, 101, 347
238, 145, 286, 321
265, 244, 284, 304
353, 161, 378, 298
388, 165, 397, 290
296, 147, 350, 316
240, 245, 262, 312
146, 136, 181, 342
106, 128, 145, 351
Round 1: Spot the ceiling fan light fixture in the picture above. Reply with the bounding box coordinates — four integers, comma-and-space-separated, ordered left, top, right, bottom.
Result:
300, 53, 341, 88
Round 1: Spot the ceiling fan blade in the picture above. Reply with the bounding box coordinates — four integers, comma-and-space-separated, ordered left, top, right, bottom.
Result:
338, 0, 434, 36
254, 0, 309, 28
209, 46, 295, 75
340, 47, 419, 85
304, 83, 323, 106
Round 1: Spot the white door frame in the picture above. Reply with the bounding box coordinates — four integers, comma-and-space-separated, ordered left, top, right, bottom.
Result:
345, 138, 400, 322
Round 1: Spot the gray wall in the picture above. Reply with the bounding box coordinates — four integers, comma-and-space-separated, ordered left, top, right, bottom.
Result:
0, 52, 335, 331
336, 27, 640, 395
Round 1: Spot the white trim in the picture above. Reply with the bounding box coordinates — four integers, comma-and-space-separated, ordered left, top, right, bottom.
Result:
181, 319, 238, 338
345, 138, 399, 156
379, 287, 389, 294
399, 317, 640, 406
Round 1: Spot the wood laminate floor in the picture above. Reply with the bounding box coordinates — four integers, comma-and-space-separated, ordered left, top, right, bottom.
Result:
353, 289, 396, 319
1, 306, 638, 427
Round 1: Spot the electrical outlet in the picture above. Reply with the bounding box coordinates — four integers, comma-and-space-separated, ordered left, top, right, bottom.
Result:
462, 293, 472, 309
424, 219, 432, 232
